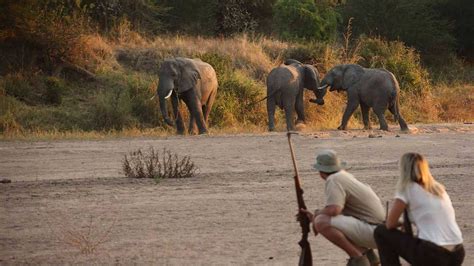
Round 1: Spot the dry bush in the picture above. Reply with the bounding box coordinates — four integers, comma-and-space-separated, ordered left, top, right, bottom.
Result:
341, 18, 362, 65
434, 84, 474, 122
43, 208, 116, 255
57, 215, 115, 255
123, 147, 198, 180
304, 92, 354, 130
117, 35, 277, 81
72, 34, 116, 71
399, 90, 440, 123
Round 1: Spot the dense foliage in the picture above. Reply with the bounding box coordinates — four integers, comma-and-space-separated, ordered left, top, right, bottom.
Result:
273, 0, 340, 41
0, 0, 472, 137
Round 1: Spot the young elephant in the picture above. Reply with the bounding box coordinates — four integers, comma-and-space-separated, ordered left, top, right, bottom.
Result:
156, 57, 218, 135
266, 59, 327, 131
320, 64, 408, 131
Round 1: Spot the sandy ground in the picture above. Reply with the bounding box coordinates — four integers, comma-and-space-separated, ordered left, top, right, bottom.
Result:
0, 123, 473, 265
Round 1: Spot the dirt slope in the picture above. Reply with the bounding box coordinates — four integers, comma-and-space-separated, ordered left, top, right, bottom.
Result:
1, 123, 473, 265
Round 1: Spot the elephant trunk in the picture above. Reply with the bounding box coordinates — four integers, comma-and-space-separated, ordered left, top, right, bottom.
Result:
309, 86, 327, 106
158, 77, 175, 126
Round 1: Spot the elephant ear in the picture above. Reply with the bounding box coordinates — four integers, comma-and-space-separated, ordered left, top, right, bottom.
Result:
303, 65, 320, 90
176, 58, 201, 93
342, 64, 364, 90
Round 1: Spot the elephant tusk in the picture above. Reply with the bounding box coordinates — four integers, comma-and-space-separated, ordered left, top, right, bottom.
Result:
317, 84, 329, 90
164, 90, 174, 99
150, 95, 156, 101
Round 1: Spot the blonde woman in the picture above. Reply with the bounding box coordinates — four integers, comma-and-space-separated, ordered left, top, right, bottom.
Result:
374, 153, 464, 265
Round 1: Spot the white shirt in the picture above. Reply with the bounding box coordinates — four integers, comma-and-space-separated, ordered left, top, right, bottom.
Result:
396, 183, 463, 246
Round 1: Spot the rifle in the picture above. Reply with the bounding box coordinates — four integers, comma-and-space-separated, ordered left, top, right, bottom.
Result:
403, 208, 413, 236
286, 132, 313, 266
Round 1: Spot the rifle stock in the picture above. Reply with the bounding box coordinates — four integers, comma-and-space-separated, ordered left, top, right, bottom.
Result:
287, 132, 313, 266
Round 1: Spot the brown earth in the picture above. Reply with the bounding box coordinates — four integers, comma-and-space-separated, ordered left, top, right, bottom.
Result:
1, 123, 473, 265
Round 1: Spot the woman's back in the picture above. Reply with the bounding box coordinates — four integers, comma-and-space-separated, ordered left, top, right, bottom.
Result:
396, 183, 463, 246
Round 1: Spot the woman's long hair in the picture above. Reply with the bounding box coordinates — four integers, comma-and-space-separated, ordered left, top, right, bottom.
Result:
396, 152, 445, 197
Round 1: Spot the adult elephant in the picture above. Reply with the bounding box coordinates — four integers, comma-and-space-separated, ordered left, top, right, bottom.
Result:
156, 57, 218, 135
266, 59, 327, 131
320, 64, 408, 131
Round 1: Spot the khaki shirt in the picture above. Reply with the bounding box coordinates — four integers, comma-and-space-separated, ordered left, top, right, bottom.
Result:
325, 170, 385, 224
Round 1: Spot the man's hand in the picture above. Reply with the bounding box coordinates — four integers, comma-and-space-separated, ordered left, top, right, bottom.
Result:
299, 208, 315, 222
299, 208, 319, 236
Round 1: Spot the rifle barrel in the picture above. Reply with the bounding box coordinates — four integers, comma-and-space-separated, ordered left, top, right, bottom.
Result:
286, 132, 313, 266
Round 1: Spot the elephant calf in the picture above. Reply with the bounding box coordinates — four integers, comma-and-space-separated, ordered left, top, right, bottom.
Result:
320, 64, 408, 131
156, 57, 218, 135
266, 59, 327, 131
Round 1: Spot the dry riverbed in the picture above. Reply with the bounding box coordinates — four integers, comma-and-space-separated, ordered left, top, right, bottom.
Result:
1, 123, 473, 265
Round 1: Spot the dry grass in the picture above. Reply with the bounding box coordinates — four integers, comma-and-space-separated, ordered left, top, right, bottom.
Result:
0, 127, 172, 141
43, 209, 117, 255
2, 29, 472, 140
123, 147, 198, 180
434, 84, 474, 122
118, 34, 279, 80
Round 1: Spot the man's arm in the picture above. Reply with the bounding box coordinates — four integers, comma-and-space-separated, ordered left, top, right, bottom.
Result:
301, 204, 343, 222
316, 205, 343, 217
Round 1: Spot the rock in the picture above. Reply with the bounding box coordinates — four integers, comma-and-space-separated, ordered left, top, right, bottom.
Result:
0, 178, 12, 184
369, 134, 382, 138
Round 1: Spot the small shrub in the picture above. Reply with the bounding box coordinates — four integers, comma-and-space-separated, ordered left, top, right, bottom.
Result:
282, 42, 331, 66
123, 147, 198, 180
44, 77, 65, 106
126, 73, 163, 127
358, 37, 431, 94
0, 111, 22, 135
211, 71, 266, 128
199, 52, 234, 78
90, 87, 134, 131
3, 73, 34, 102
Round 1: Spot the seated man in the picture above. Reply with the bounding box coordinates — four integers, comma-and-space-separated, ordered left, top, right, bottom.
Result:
301, 149, 385, 266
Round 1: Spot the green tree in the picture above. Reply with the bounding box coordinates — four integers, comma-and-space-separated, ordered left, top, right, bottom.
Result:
343, 0, 455, 58
79, 0, 166, 34
215, 0, 257, 36
273, 0, 340, 41
157, 0, 216, 35
437, 0, 474, 60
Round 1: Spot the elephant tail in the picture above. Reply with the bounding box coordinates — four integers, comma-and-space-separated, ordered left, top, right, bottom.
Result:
246, 95, 268, 109
392, 97, 400, 122
389, 74, 401, 122
245, 89, 280, 109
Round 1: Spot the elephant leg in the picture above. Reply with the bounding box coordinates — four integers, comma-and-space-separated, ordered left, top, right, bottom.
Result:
188, 115, 197, 135
398, 116, 409, 131
203, 89, 217, 124
182, 89, 207, 134
360, 103, 372, 130
388, 105, 409, 131
374, 105, 389, 131
283, 98, 295, 131
339, 97, 359, 130
267, 97, 277, 131
171, 93, 185, 134
295, 90, 305, 125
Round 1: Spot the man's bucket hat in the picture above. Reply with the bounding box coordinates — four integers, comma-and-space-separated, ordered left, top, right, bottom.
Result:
312, 149, 347, 173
